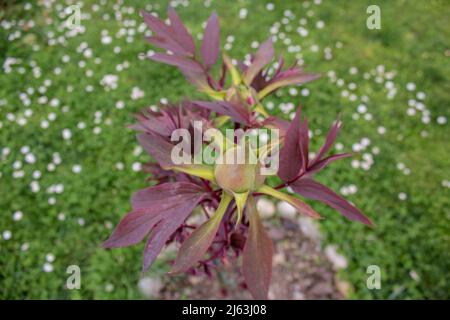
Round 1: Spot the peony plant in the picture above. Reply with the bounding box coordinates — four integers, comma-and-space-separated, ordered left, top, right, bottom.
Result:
103, 7, 372, 300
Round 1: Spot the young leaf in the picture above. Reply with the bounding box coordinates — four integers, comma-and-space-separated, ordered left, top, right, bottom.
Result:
223, 54, 241, 85
233, 191, 249, 227
201, 11, 220, 69
171, 164, 215, 181
291, 178, 373, 226
243, 196, 273, 300
170, 192, 232, 273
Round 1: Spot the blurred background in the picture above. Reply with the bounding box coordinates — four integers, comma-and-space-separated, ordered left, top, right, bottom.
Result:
0, 0, 449, 299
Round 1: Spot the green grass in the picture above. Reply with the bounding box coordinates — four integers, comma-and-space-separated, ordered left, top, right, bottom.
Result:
0, 0, 449, 299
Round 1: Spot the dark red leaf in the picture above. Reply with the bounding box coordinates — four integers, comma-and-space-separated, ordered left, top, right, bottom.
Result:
145, 36, 191, 58
193, 100, 251, 124
102, 209, 162, 248
310, 119, 342, 166
261, 116, 290, 139
149, 53, 203, 72
180, 69, 211, 91
278, 108, 302, 181
291, 178, 373, 226
141, 10, 171, 38
307, 153, 352, 175
243, 197, 273, 300
141, 184, 206, 271
131, 182, 204, 209
142, 10, 194, 57
104, 182, 206, 250
299, 117, 310, 172
201, 11, 220, 69
244, 38, 274, 85
137, 133, 174, 169
167, 7, 196, 56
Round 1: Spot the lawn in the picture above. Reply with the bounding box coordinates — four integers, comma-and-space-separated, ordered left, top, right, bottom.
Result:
0, 0, 449, 299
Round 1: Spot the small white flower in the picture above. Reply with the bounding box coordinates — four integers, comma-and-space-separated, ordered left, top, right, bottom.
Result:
437, 116, 447, 125
93, 127, 102, 134
32, 170, 41, 179
406, 82, 416, 91
72, 164, 82, 173
115, 100, 125, 109
132, 162, 142, 172
101, 35, 112, 45
43, 263, 54, 273
372, 147, 380, 155
361, 137, 371, 147
13, 160, 22, 170
20, 146, 30, 154
25, 153, 36, 164
398, 192, 407, 201
239, 8, 248, 19
115, 162, 124, 170
266, 3, 275, 11
348, 184, 358, 194
105, 284, 114, 292
46, 253, 55, 262
62, 129, 72, 140
30, 181, 40, 193
54, 184, 64, 194
131, 87, 145, 100
3, 230, 12, 240
351, 159, 360, 169
407, 108, 416, 116
100, 74, 119, 91
13, 170, 25, 178
13, 211, 23, 221
357, 104, 367, 114
352, 143, 362, 152
21, 243, 30, 251
40, 120, 49, 129
416, 92, 426, 100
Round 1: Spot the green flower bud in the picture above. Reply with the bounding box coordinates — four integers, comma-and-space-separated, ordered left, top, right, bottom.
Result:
214, 146, 266, 193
